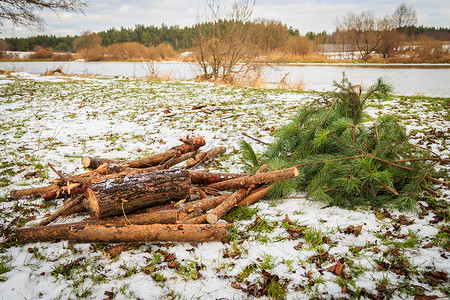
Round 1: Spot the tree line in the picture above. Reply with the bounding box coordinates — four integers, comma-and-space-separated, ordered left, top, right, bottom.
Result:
3, 22, 449, 53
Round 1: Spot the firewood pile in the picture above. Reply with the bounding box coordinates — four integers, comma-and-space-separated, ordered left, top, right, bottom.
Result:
9, 136, 299, 244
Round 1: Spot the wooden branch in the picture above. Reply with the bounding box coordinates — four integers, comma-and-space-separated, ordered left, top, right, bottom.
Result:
373, 179, 398, 196
394, 157, 450, 164
206, 167, 299, 191
242, 132, 269, 145
47, 162, 66, 183
205, 164, 270, 223
35, 195, 83, 227
237, 186, 271, 207
187, 146, 227, 168
164, 150, 199, 168
15, 223, 228, 243
190, 171, 246, 184
125, 136, 206, 168
206, 188, 250, 223
10, 185, 61, 200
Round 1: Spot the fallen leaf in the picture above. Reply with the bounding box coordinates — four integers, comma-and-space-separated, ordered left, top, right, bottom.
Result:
344, 225, 363, 237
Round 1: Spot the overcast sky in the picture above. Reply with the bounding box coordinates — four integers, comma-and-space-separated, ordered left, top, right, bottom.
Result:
1, 0, 449, 38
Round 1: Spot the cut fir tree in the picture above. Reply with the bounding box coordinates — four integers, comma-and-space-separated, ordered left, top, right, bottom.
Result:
241, 74, 448, 210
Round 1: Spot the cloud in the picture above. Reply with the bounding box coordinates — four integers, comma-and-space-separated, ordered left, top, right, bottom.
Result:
0, 0, 448, 38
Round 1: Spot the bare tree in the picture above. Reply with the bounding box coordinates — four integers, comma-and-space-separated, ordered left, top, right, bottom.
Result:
336, 10, 398, 60
0, 0, 86, 29
392, 3, 418, 29
194, 0, 259, 84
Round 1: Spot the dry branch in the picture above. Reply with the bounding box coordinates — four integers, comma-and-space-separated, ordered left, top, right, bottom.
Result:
206, 167, 299, 191
125, 136, 206, 168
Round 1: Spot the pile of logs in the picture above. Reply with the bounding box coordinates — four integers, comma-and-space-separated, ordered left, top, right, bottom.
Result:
9, 136, 299, 244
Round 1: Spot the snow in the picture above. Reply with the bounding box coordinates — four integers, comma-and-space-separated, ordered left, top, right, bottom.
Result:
0, 72, 448, 299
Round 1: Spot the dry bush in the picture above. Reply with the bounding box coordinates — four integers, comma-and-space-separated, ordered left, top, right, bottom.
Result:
0, 39, 8, 58
230, 62, 266, 88
106, 42, 152, 61
262, 50, 330, 63
285, 36, 315, 56
276, 72, 306, 91
155, 43, 176, 60
52, 52, 74, 61
144, 61, 174, 81
29, 46, 54, 60
394, 37, 450, 63
78, 45, 105, 61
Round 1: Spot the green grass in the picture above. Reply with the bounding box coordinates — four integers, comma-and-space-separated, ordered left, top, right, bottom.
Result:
0, 256, 12, 282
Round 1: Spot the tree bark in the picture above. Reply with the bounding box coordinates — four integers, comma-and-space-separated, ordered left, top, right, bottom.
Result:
86, 169, 191, 219
206, 167, 299, 191
15, 223, 227, 243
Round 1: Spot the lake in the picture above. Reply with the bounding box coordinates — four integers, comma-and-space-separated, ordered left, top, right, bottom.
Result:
1, 61, 449, 97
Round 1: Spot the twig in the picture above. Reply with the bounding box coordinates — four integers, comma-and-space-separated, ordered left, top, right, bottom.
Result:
394, 157, 450, 164
242, 132, 269, 145
420, 185, 443, 198
47, 162, 67, 183
373, 179, 398, 196
35, 195, 83, 227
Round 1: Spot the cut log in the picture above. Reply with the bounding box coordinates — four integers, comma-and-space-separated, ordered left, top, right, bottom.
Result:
164, 150, 199, 168
190, 171, 246, 185
206, 188, 250, 224
85, 209, 177, 225
86, 169, 191, 219
196, 146, 227, 162
205, 164, 270, 224
10, 185, 60, 200
237, 186, 271, 207
15, 223, 227, 243
81, 157, 113, 169
206, 167, 299, 191
125, 136, 206, 168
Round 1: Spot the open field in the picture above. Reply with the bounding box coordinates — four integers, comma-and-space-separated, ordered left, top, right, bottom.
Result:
0, 72, 449, 299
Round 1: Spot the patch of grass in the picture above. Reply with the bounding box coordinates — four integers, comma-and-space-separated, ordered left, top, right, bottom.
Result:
222, 205, 258, 222
257, 253, 276, 270
176, 259, 205, 281
237, 263, 257, 283
304, 228, 324, 248
0, 255, 12, 282
248, 216, 278, 233
434, 225, 450, 250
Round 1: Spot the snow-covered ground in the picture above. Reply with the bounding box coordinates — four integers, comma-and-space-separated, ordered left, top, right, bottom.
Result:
0, 72, 448, 299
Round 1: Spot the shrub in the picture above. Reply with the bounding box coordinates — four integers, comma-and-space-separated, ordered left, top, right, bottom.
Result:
52, 52, 74, 61
106, 42, 152, 60
285, 36, 315, 55
155, 43, 176, 60
29, 46, 54, 60
78, 45, 105, 61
